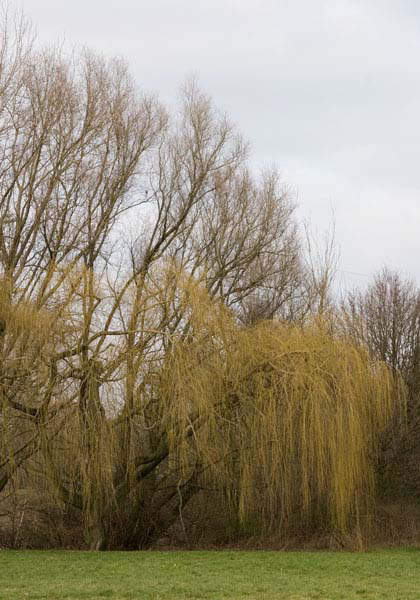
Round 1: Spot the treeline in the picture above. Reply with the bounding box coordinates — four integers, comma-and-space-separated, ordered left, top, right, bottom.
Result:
0, 10, 418, 550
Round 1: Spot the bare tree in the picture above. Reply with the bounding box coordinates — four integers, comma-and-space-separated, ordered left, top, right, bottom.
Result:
341, 268, 420, 496
341, 268, 420, 378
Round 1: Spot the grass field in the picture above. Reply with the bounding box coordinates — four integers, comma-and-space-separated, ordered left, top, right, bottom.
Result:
1, 549, 419, 599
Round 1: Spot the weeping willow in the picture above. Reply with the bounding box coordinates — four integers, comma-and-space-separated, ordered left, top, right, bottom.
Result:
159, 281, 398, 539
1, 270, 399, 548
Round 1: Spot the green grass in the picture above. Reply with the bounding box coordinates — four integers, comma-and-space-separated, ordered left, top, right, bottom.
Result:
0, 549, 419, 599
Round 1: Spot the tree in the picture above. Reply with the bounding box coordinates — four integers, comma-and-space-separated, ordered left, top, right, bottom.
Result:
0, 6, 163, 511
0, 9, 399, 551
341, 268, 420, 497
159, 290, 395, 545
0, 10, 314, 549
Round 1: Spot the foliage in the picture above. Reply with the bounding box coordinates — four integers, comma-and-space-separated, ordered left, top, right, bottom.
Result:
0, 8, 402, 550
160, 284, 396, 539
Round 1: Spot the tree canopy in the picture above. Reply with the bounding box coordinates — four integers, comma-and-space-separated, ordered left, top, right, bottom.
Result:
0, 9, 402, 550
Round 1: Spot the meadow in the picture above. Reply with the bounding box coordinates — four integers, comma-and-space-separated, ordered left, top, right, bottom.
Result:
1, 549, 420, 599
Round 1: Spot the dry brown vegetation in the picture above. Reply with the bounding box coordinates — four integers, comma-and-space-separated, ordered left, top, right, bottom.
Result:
0, 8, 417, 551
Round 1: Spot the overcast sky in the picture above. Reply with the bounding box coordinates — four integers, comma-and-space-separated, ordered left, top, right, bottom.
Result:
18, 0, 420, 290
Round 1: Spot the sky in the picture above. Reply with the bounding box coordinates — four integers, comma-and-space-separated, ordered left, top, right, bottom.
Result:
17, 0, 420, 291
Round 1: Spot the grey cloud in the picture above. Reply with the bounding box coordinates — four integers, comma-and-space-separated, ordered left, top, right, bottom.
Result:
19, 0, 420, 284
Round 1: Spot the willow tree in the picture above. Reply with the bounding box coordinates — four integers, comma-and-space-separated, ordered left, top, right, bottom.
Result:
0, 10, 394, 552
1, 9, 394, 552
157, 281, 397, 544
0, 9, 316, 549
41, 270, 397, 549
